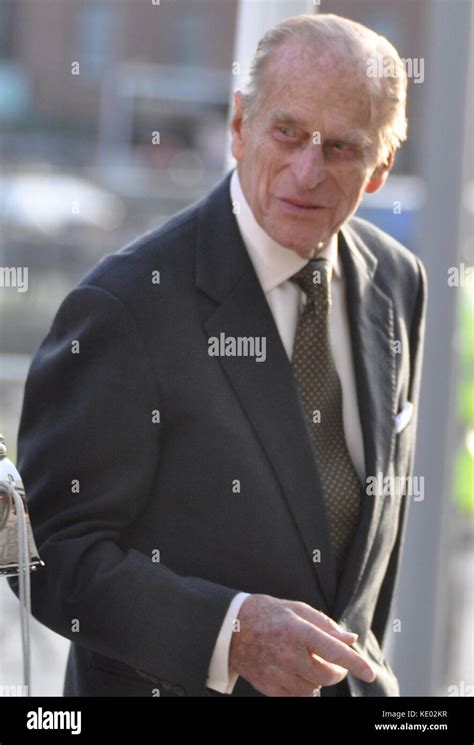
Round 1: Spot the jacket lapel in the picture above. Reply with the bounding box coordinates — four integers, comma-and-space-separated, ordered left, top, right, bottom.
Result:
196, 173, 337, 609
333, 225, 397, 619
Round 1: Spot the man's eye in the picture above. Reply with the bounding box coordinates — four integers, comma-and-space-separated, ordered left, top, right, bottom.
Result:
279, 126, 296, 138
333, 142, 350, 151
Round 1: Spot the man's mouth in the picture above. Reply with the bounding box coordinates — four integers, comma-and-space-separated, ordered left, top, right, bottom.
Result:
277, 198, 329, 212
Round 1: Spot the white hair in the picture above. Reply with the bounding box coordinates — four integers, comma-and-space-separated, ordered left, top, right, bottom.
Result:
240, 13, 408, 162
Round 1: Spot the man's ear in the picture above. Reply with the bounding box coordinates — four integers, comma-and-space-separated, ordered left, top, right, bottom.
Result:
230, 91, 246, 161
365, 149, 395, 194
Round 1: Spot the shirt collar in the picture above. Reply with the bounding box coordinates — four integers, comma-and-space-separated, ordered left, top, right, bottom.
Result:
230, 168, 340, 294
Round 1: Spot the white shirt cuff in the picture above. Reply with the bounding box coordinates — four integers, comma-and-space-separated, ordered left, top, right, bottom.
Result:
206, 591, 251, 694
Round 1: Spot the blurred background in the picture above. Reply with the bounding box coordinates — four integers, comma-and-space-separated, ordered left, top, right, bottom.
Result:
0, 0, 472, 696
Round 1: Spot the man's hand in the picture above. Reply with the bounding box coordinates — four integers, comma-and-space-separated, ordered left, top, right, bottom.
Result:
229, 594, 376, 696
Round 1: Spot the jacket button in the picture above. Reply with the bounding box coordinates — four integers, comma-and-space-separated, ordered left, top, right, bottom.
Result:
172, 685, 185, 696
161, 680, 172, 692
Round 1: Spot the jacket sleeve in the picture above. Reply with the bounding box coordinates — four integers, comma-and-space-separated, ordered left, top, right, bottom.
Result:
7, 284, 241, 696
371, 256, 428, 647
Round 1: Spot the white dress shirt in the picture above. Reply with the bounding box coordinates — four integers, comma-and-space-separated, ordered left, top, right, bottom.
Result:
206, 169, 365, 694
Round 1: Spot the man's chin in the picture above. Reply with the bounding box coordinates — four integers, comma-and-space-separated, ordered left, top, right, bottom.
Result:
279, 233, 328, 255
263, 217, 330, 255
277, 241, 320, 259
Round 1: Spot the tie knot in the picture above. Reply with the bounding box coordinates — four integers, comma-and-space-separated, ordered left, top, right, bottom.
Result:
290, 258, 331, 302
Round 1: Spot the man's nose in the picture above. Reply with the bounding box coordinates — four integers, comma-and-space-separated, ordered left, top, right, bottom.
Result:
291, 142, 327, 191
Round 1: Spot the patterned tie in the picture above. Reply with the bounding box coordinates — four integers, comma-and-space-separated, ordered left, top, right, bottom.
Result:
290, 258, 362, 578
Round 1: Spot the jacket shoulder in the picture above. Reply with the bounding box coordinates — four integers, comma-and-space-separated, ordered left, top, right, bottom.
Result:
75, 194, 204, 303
345, 216, 427, 333
346, 215, 425, 278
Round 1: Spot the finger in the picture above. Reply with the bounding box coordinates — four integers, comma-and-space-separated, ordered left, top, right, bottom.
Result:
296, 650, 349, 687
305, 623, 375, 682
289, 603, 358, 644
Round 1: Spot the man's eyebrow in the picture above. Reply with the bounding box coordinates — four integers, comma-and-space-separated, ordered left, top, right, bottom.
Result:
268, 106, 372, 149
327, 129, 373, 149
268, 107, 305, 127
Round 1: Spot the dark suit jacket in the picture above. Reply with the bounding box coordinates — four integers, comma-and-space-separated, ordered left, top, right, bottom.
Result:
9, 169, 427, 697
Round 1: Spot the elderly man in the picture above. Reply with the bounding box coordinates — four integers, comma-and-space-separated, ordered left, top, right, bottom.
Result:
10, 14, 426, 697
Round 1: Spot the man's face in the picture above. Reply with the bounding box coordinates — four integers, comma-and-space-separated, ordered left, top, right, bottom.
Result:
231, 41, 393, 258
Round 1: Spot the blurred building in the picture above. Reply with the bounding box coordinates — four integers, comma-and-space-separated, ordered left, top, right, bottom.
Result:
0, 0, 238, 166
